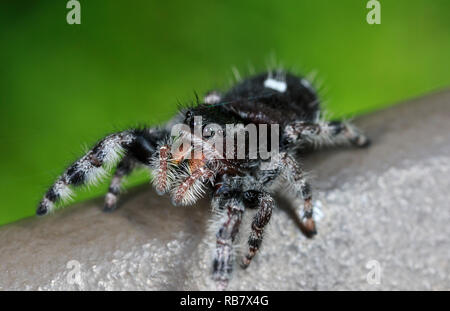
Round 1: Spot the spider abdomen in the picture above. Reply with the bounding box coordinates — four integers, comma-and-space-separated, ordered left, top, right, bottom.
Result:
221, 72, 321, 126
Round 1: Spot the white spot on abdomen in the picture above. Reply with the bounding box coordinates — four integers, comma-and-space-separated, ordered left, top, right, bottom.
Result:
264, 78, 287, 93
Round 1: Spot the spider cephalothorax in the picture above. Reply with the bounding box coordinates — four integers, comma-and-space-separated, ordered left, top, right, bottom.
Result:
37, 70, 370, 290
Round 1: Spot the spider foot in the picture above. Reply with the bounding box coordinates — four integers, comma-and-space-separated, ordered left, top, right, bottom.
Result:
36, 201, 49, 216
351, 134, 371, 148
103, 193, 118, 212
302, 218, 317, 238
215, 278, 228, 291
240, 253, 254, 269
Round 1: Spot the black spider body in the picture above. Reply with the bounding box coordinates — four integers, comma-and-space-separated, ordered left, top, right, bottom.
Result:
37, 70, 369, 290
220, 72, 320, 125
183, 73, 322, 175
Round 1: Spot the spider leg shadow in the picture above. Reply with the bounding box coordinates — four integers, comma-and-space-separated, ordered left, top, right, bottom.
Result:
275, 194, 316, 239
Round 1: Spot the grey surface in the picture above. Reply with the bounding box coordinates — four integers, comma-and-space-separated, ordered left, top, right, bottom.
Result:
1, 90, 450, 290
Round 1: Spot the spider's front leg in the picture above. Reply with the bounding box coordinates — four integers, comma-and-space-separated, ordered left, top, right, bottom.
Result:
37, 128, 168, 215
37, 131, 137, 215
171, 164, 215, 206
169, 135, 222, 206
212, 191, 245, 290
106, 136, 175, 211
152, 143, 173, 195
285, 119, 370, 148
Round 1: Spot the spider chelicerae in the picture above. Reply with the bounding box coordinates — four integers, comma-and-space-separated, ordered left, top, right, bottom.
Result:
37, 70, 370, 290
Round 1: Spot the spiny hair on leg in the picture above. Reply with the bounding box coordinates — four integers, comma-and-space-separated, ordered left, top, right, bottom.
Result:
170, 162, 217, 206
306, 119, 353, 148
149, 132, 192, 195
209, 175, 269, 275
37, 131, 136, 215
283, 120, 335, 148
241, 191, 275, 269
310, 120, 370, 148
209, 195, 246, 290
284, 118, 370, 149
150, 142, 177, 195
103, 156, 137, 211
277, 154, 314, 199
282, 169, 314, 197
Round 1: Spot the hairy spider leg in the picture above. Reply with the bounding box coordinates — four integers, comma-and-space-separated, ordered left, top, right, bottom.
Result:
213, 193, 245, 290
152, 144, 173, 195
104, 156, 136, 211
37, 128, 167, 215
285, 120, 370, 148
171, 164, 215, 206
281, 153, 317, 237
241, 191, 275, 268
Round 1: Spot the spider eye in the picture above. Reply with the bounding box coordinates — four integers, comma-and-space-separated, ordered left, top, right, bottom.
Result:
203, 126, 215, 138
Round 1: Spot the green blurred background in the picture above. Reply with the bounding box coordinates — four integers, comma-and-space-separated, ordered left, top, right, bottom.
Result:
0, 0, 449, 226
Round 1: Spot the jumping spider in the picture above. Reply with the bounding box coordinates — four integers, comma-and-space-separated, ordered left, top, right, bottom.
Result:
37, 70, 370, 290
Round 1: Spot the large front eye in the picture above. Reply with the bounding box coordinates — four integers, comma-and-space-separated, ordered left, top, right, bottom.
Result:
203, 124, 223, 139
203, 125, 215, 138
